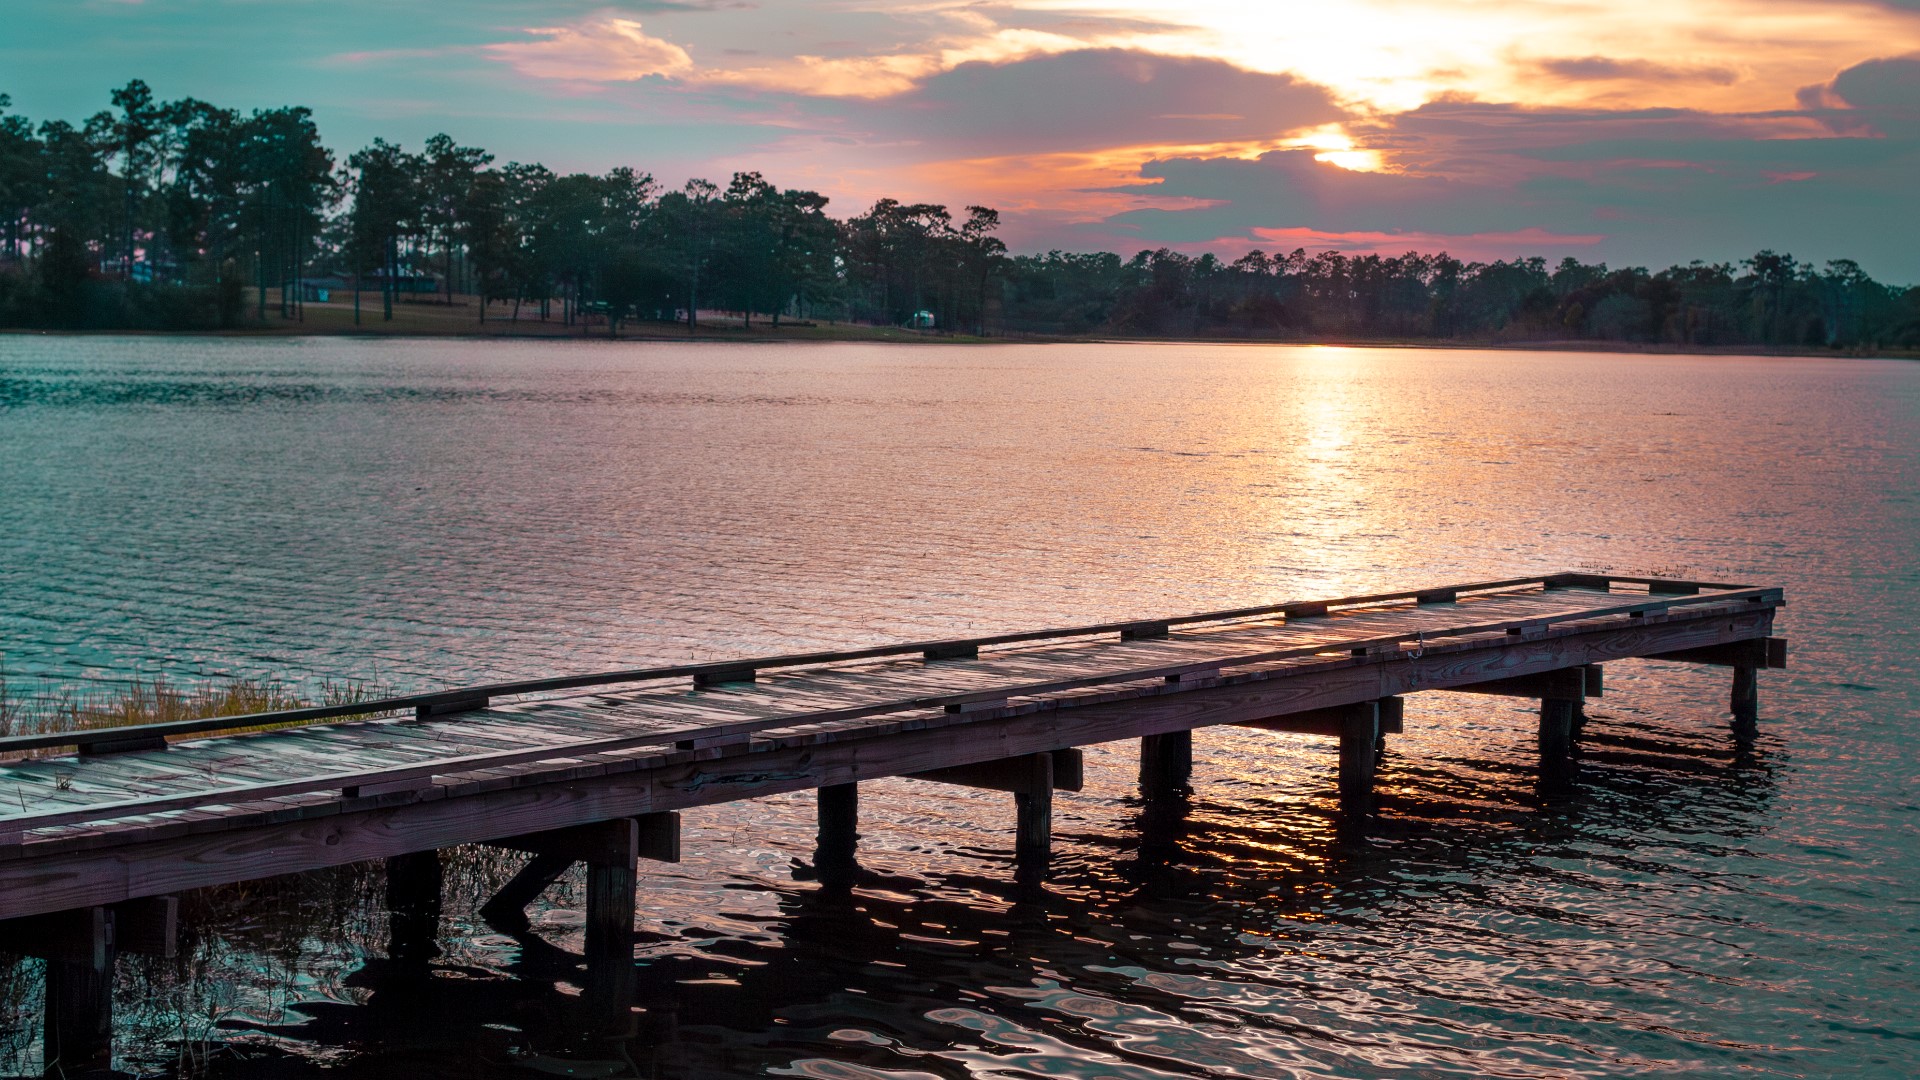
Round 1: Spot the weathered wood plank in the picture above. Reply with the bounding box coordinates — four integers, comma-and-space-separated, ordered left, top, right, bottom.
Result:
1431, 666, 1588, 701
0, 601, 1777, 918
910, 749, 1084, 793
488, 817, 637, 864
1237, 698, 1406, 737
0, 577, 1783, 932
0, 578, 1779, 759
0, 897, 174, 961
5, 596, 1772, 842
1644, 637, 1786, 669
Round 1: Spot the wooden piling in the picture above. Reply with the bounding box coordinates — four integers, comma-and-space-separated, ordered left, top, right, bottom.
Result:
384, 850, 442, 963
41, 906, 115, 1076
815, 783, 860, 890
1539, 699, 1577, 761
1013, 752, 1054, 884
1731, 663, 1759, 728
1375, 697, 1403, 753
1139, 730, 1193, 799
1338, 701, 1380, 816
579, 819, 640, 1034
583, 820, 639, 973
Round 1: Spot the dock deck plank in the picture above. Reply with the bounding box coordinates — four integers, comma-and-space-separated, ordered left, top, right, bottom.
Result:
0, 576, 1783, 918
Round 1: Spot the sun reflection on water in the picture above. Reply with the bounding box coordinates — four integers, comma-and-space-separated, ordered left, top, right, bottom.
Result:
0, 340, 1912, 1076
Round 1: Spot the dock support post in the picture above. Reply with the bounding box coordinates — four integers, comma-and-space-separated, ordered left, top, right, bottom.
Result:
1375, 697, 1403, 753
385, 850, 443, 964
1014, 752, 1055, 885
480, 853, 575, 930
1539, 697, 1580, 794
1574, 665, 1602, 738
41, 906, 115, 1076
1731, 662, 1759, 731
815, 783, 860, 891
1338, 701, 1380, 817
584, 819, 640, 1029
1139, 730, 1192, 800
1539, 699, 1577, 762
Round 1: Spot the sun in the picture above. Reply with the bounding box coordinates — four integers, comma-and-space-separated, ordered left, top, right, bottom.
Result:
1285, 126, 1386, 172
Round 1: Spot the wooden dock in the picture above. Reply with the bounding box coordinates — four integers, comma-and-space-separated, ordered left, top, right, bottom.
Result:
0, 572, 1785, 1072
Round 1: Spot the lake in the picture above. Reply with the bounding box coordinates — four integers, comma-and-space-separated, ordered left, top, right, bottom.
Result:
1, 336, 1916, 1077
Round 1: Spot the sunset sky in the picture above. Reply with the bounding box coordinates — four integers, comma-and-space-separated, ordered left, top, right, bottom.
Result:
7, 0, 1920, 277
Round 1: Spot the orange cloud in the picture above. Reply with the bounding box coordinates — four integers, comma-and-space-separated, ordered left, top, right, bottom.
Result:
698, 29, 1088, 97
1249, 226, 1608, 257
482, 15, 693, 82
698, 53, 939, 98
1017, 0, 1920, 113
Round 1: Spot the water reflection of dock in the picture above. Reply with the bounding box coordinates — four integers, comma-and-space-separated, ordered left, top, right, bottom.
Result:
0, 573, 1784, 1073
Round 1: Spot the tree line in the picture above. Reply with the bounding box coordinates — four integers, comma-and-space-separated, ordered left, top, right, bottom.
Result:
1004, 248, 1920, 349
2, 81, 1916, 349
0, 81, 1003, 335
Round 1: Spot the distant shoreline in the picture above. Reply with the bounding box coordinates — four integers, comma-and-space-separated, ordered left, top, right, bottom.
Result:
4, 321, 1910, 361
2, 291, 1912, 359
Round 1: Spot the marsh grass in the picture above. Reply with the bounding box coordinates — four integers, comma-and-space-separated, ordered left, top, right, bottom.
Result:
0, 664, 559, 1073
0, 732, 532, 1074
0, 665, 399, 754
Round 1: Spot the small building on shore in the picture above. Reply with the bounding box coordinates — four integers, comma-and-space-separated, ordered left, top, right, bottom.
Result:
298, 271, 440, 301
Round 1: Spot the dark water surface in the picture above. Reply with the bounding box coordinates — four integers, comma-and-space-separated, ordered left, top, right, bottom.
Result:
1, 336, 1916, 1077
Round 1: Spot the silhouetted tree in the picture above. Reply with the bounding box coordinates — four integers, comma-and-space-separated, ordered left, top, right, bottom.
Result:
0, 79, 1914, 348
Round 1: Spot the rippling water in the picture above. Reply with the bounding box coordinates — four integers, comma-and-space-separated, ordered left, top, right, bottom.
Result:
1, 336, 1916, 1078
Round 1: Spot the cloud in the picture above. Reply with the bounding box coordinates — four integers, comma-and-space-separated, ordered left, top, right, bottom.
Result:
431, 1, 1920, 278
609, 0, 755, 9
697, 28, 1086, 98
1535, 56, 1739, 86
994, 0, 1920, 114
1828, 52, 1920, 134
864, 49, 1345, 155
482, 15, 694, 82
1062, 86, 1920, 278
700, 53, 944, 98
1245, 226, 1607, 262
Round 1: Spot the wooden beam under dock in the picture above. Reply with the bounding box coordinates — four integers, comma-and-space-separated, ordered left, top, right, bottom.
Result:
0, 575, 1783, 925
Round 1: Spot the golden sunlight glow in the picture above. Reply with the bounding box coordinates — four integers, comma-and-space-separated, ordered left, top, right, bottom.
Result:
903, 136, 1305, 210
488, 0, 1920, 116
1016, 0, 1920, 113
697, 27, 1085, 97
1284, 126, 1386, 172
1314, 150, 1385, 171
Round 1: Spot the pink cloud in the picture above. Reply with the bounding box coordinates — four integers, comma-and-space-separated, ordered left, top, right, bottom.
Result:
483, 15, 693, 82
1244, 226, 1607, 260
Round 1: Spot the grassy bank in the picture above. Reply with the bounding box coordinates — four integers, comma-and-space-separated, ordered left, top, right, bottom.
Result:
0, 671, 394, 753
152, 288, 990, 342
7, 289, 1912, 357
0, 668, 565, 1076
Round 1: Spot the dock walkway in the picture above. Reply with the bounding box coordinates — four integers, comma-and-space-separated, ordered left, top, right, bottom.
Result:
0, 572, 1784, 1072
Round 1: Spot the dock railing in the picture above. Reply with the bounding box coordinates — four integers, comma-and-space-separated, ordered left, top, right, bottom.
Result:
0, 573, 1783, 841
0, 572, 1773, 760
